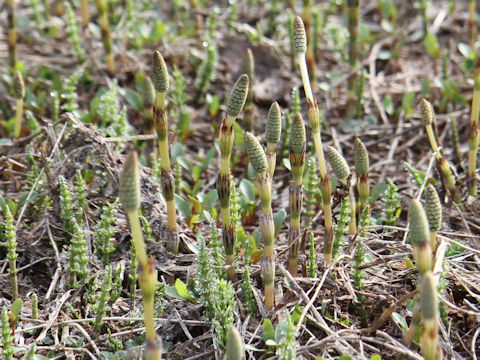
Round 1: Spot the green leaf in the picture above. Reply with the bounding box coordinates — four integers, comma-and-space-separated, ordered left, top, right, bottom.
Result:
339, 356, 353, 360
11, 298, 23, 318
124, 89, 142, 113
175, 194, 191, 220
171, 143, 186, 164
369, 355, 382, 360
239, 179, 255, 202
262, 319, 275, 342
273, 209, 286, 237
383, 95, 394, 116
369, 182, 387, 204
166, 279, 196, 302
291, 304, 303, 325
391, 312, 408, 333
424, 33, 440, 59
282, 158, 291, 171
202, 190, 218, 211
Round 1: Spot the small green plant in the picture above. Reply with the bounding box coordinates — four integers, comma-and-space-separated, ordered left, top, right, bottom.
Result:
65, 2, 85, 63
94, 199, 118, 265
303, 157, 319, 229
169, 65, 190, 137
241, 236, 256, 315
333, 197, 351, 259
59, 176, 77, 236
353, 205, 370, 326
61, 68, 83, 114
93, 265, 112, 332
3, 205, 18, 298
13, 70, 24, 138
195, 230, 216, 316
218, 74, 249, 280
212, 279, 237, 350
96, 82, 129, 137
67, 220, 90, 288
1, 305, 14, 360
275, 310, 297, 360
194, 43, 218, 104
404, 161, 425, 189
382, 179, 400, 226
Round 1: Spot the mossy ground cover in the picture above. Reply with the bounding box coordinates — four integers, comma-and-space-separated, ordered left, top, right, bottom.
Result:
1, 1, 480, 359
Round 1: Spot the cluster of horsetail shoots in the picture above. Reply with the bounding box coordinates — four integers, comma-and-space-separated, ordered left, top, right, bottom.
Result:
153, 51, 178, 254
354, 138, 369, 215
425, 184, 442, 253
288, 113, 306, 276
265, 102, 281, 177
95, 0, 115, 76
325, 146, 356, 234
294, 16, 334, 264
242, 49, 255, 132
408, 199, 432, 275
119, 152, 162, 360
245, 132, 275, 310
13, 70, 25, 138
468, 65, 480, 196
421, 99, 463, 208
419, 272, 442, 360
218, 75, 249, 280
7, 0, 16, 74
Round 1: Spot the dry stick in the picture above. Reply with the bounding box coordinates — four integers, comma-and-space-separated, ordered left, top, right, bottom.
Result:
294, 16, 333, 264
95, 0, 115, 76
7, 0, 16, 74
468, 65, 480, 196
153, 51, 178, 254
218, 75, 249, 280
362, 289, 419, 335
278, 263, 359, 356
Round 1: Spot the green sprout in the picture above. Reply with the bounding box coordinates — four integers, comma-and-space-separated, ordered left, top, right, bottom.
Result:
218, 74, 249, 280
